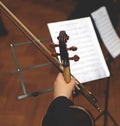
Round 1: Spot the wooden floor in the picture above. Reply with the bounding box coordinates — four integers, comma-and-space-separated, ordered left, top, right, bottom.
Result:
0, 0, 120, 126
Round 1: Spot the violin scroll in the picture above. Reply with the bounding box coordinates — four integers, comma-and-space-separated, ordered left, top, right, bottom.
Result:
50, 31, 80, 65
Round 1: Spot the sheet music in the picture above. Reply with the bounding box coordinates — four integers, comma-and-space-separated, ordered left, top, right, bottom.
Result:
91, 6, 120, 58
47, 17, 110, 83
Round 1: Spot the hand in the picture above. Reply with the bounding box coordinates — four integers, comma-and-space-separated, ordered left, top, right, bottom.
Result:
53, 72, 76, 100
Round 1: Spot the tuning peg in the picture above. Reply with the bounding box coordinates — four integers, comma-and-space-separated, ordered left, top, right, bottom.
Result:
67, 46, 77, 51
49, 42, 59, 48
69, 55, 80, 62
51, 52, 60, 57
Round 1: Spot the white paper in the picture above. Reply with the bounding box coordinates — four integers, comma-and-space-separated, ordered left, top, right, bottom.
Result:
47, 17, 110, 83
91, 6, 120, 58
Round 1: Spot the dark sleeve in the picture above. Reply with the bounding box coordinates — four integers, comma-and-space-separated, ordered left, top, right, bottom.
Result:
42, 96, 74, 126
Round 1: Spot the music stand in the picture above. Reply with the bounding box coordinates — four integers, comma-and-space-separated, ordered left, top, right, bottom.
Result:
94, 54, 119, 126
10, 38, 53, 100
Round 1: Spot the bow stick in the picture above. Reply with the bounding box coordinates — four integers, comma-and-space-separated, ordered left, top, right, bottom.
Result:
0, 1, 101, 112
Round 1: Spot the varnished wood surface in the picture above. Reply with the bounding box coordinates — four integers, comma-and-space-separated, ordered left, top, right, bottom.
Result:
0, 0, 120, 126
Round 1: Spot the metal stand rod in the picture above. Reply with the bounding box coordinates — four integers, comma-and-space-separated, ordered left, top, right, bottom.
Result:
95, 55, 119, 126
103, 57, 119, 126
10, 43, 27, 95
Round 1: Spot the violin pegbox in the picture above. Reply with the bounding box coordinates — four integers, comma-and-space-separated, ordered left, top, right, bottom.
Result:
49, 31, 80, 63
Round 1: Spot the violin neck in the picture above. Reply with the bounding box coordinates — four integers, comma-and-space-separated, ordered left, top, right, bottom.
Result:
63, 66, 71, 83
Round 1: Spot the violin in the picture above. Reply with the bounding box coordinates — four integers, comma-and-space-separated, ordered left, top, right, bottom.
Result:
0, 1, 101, 112
50, 31, 95, 126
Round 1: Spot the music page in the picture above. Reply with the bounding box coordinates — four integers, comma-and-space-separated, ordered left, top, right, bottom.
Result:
47, 17, 110, 83
91, 6, 120, 58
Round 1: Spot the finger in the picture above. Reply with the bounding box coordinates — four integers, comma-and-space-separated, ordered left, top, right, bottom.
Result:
70, 77, 76, 85
56, 72, 63, 79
